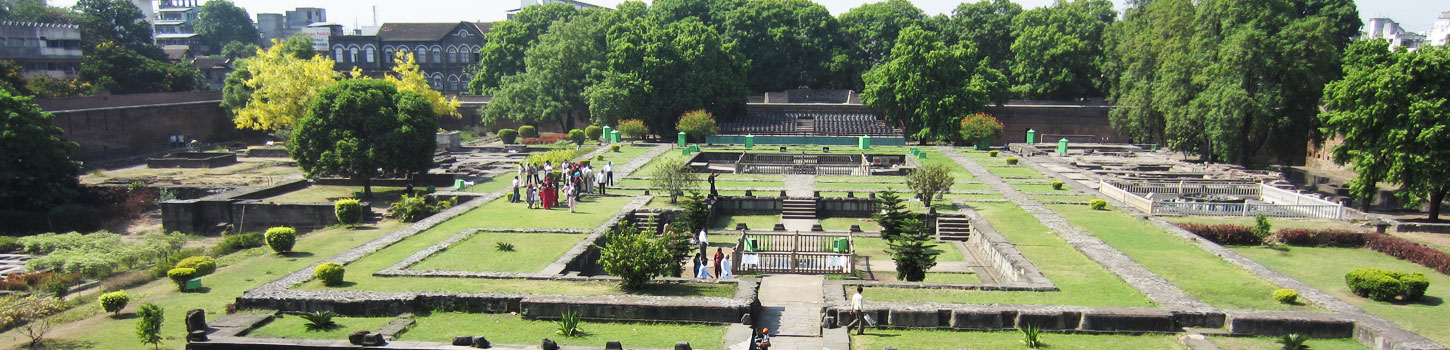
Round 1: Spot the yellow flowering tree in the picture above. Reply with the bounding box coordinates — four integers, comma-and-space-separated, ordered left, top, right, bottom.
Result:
384, 51, 461, 118
231, 39, 338, 130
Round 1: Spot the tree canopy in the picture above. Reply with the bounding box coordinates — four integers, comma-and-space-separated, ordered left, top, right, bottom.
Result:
0, 0, 74, 23
836, 0, 926, 90
483, 9, 611, 130
939, 0, 1021, 75
1320, 40, 1450, 220
1102, 0, 1359, 164
0, 89, 78, 211
230, 40, 338, 131
862, 26, 1006, 142
719, 0, 846, 92
78, 42, 203, 94
469, 3, 582, 94
1009, 0, 1115, 100
288, 79, 437, 197
382, 52, 461, 118
74, 0, 163, 59
195, 0, 260, 55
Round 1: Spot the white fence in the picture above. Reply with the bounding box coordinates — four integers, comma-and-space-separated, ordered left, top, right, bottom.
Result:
1097, 181, 1343, 219
733, 232, 856, 275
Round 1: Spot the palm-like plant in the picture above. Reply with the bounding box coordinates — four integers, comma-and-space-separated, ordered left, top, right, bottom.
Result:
556, 310, 583, 337
300, 311, 339, 331
1277, 333, 1311, 350
1020, 324, 1042, 349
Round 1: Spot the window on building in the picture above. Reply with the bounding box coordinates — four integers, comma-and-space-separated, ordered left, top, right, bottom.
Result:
448, 47, 458, 63
461, 47, 471, 63
431, 47, 441, 63
448, 76, 459, 91
334, 47, 344, 62
366, 47, 375, 63
431, 76, 442, 90
349, 47, 358, 63
384, 47, 394, 62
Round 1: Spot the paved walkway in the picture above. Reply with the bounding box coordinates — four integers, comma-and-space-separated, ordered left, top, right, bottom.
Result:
784, 174, 815, 197
756, 274, 825, 348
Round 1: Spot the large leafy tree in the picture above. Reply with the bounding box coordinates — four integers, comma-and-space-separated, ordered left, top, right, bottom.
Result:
590, 17, 747, 137
78, 42, 203, 94
0, 0, 74, 23
484, 9, 612, 130
719, 0, 844, 92
382, 52, 461, 117
0, 89, 79, 211
1103, 0, 1358, 164
194, 0, 259, 55
230, 41, 338, 131
288, 79, 437, 198
1008, 0, 1115, 100
74, 0, 163, 59
1320, 40, 1450, 220
940, 0, 1021, 77
861, 26, 1006, 142
649, 0, 738, 25
836, 0, 925, 90
469, 3, 581, 94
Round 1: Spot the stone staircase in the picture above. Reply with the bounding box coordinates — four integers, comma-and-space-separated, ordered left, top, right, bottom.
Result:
795, 118, 814, 133
935, 215, 971, 241
781, 198, 817, 220
631, 211, 663, 234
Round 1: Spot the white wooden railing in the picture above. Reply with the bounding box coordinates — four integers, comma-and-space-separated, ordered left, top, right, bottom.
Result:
1097, 181, 1343, 219
734, 232, 855, 275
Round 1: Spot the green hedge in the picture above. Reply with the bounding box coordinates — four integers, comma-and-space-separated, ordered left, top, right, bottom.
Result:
265, 226, 296, 254
1345, 268, 1430, 302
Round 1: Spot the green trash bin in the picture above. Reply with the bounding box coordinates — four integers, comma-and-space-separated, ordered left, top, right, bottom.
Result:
454, 179, 465, 190
744, 238, 758, 252
185, 277, 202, 292
832, 237, 848, 253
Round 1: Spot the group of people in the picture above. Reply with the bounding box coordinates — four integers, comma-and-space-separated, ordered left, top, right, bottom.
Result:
691, 230, 734, 280
510, 160, 615, 213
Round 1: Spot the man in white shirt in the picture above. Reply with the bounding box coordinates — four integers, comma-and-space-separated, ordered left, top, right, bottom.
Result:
852, 286, 865, 335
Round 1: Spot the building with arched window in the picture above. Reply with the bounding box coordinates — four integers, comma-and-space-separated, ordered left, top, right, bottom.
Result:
328, 21, 491, 95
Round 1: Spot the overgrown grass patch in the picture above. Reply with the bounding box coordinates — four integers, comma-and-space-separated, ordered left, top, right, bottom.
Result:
401, 312, 727, 349
864, 202, 1152, 307
1050, 204, 1316, 311
851, 329, 1183, 350
1210, 335, 1367, 350
1233, 246, 1450, 344
410, 232, 586, 273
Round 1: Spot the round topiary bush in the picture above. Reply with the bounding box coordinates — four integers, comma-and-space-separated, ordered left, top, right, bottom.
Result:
1005, 157, 1019, 165
335, 198, 363, 225
595, 154, 604, 161
585, 125, 602, 141
1089, 199, 1108, 210
498, 129, 519, 144
519, 125, 539, 138
1273, 289, 1299, 304
1346, 268, 1431, 302
568, 129, 586, 145
99, 291, 129, 314
167, 268, 198, 291
611, 144, 621, 152
174, 256, 217, 276
988, 150, 998, 157
1051, 181, 1064, 190
315, 262, 345, 286
265, 226, 297, 254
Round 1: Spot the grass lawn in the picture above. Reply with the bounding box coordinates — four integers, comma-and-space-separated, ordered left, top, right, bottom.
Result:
854, 237, 965, 263
1031, 194, 1098, 202
267, 185, 408, 203
1011, 183, 1066, 192
985, 165, 1047, 179
820, 217, 881, 231
816, 182, 909, 191
945, 193, 1007, 201
81, 158, 304, 186
1159, 216, 1365, 231
593, 143, 655, 166
852, 329, 1184, 350
464, 172, 521, 194
864, 202, 1152, 307
472, 195, 635, 229
410, 232, 587, 272
710, 215, 779, 231
817, 176, 904, 183
631, 152, 688, 177
401, 312, 727, 349
1050, 204, 1316, 311
1211, 336, 1368, 350
869, 272, 981, 284
1233, 245, 1450, 344
918, 149, 977, 181
246, 315, 397, 340
298, 276, 736, 297
0, 221, 408, 350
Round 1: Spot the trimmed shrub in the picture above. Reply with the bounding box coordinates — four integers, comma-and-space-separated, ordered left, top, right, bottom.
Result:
988, 150, 998, 157
167, 268, 198, 291
265, 226, 297, 254
174, 256, 216, 276
1177, 224, 1261, 245
0, 236, 19, 253
334, 198, 363, 225
1365, 234, 1450, 275
585, 126, 602, 141
1275, 228, 1367, 247
1051, 181, 1064, 190
1251, 214, 1273, 239
1346, 268, 1431, 302
497, 129, 518, 144
518, 125, 539, 138
675, 109, 718, 142
611, 144, 621, 152
213, 232, 264, 256
99, 291, 130, 314
1088, 199, 1108, 211
521, 133, 568, 145
595, 154, 604, 161
1273, 289, 1299, 304
315, 262, 345, 286
1005, 157, 1019, 165
388, 194, 455, 222
618, 119, 647, 139
568, 129, 586, 145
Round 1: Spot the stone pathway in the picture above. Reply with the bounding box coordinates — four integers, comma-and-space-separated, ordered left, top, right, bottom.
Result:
756, 274, 826, 348
784, 174, 815, 197
937, 146, 1213, 313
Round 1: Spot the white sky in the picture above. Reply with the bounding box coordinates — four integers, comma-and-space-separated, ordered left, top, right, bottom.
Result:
45, 0, 1447, 35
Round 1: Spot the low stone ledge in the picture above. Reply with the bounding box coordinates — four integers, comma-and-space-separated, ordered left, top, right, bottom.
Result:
886, 307, 948, 328
1018, 310, 1082, 330
522, 295, 746, 324
1078, 308, 1176, 333
1227, 311, 1354, 338
1170, 310, 1226, 329
951, 309, 1017, 330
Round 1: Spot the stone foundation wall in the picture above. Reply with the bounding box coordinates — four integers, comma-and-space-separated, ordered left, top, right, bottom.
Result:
716, 197, 782, 215
959, 207, 1053, 287
818, 197, 876, 217
146, 152, 237, 168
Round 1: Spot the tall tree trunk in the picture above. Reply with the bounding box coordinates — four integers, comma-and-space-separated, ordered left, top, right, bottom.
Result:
362, 177, 373, 199
1429, 186, 1447, 222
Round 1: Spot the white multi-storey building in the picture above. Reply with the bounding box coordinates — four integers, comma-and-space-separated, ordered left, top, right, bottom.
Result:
1427, 11, 1450, 47
1364, 17, 1425, 50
